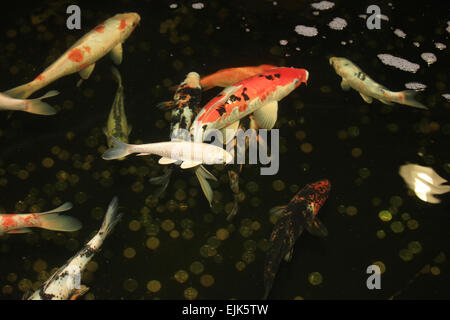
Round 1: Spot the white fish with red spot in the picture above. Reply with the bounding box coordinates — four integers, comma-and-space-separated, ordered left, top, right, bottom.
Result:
0, 202, 80, 235
330, 57, 428, 109
3, 13, 140, 104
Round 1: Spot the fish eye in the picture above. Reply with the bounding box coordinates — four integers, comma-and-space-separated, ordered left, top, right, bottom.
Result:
294, 79, 299, 85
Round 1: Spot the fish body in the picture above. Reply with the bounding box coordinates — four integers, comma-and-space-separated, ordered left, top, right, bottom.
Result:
263, 180, 330, 299
102, 137, 233, 168
152, 73, 218, 206
0, 202, 80, 235
0, 90, 59, 115
104, 67, 131, 148
191, 67, 309, 142
4, 13, 140, 100
200, 65, 277, 91
329, 57, 427, 109
28, 197, 122, 300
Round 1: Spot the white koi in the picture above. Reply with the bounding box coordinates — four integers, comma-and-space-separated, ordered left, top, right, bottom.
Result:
102, 137, 233, 169
28, 197, 122, 300
329, 57, 428, 109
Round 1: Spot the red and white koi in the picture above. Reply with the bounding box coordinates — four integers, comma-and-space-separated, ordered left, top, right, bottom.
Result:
190, 67, 309, 142
4, 13, 140, 102
329, 57, 428, 109
0, 202, 80, 235
28, 197, 122, 300
0, 90, 59, 115
200, 65, 277, 91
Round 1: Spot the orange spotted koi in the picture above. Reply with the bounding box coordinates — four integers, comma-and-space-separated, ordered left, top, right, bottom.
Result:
191, 67, 309, 142
0, 202, 81, 235
263, 180, 330, 299
4, 13, 140, 103
200, 65, 277, 91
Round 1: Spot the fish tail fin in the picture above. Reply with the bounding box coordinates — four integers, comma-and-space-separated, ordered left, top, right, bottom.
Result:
3, 83, 35, 99
99, 197, 123, 237
195, 165, 216, 207
400, 90, 428, 109
111, 66, 122, 87
102, 137, 133, 160
38, 202, 82, 232
25, 90, 59, 115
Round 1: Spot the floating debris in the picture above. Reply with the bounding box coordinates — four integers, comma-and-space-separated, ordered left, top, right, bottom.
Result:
184, 287, 198, 300
294, 25, 318, 37
434, 42, 446, 50
147, 280, 161, 293
308, 272, 323, 286
420, 52, 437, 66
328, 17, 347, 30
192, 3, 204, 10
404, 82, 427, 91
377, 54, 420, 73
399, 164, 450, 203
311, 1, 335, 10
174, 270, 189, 284
393, 29, 406, 38
200, 274, 215, 287
378, 210, 392, 222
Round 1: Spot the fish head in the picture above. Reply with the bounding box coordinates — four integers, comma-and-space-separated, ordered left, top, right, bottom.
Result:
329, 57, 353, 76
185, 72, 201, 88
114, 13, 141, 41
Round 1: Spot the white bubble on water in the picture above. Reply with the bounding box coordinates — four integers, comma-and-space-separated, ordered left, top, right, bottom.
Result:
393, 29, 406, 38
421, 52, 437, 66
434, 42, 446, 50
328, 17, 347, 30
192, 2, 204, 9
279, 40, 288, 46
169, 3, 178, 9
442, 93, 450, 101
313, 11, 320, 16
405, 82, 427, 90
311, 1, 335, 10
377, 54, 420, 73
413, 42, 420, 47
294, 25, 318, 37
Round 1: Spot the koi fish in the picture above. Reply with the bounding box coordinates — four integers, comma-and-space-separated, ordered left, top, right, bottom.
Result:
329, 57, 428, 109
0, 202, 81, 235
103, 67, 131, 148
151, 72, 217, 205
102, 136, 233, 168
200, 65, 277, 91
0, 90, 59, 115
28, 197, 122, 300
190, 67, 309, 143
263, 179, 330, 300
4, 13, 140, 100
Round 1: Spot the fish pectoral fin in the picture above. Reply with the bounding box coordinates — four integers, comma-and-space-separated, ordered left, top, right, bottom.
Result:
195, 167, 214, 207
306, 218, 328, 237
269, 205, 287, 217
7, 228, 32, 234
379, 98, 394, 105
209, 85, 242, 110
110, 43, 123, 65
340, 79, 351, 91
70, 285, 90, 300
127, 125, 132, 135
252, 101, 278, 129
158, 157, 178, 165
79, 63, 96, 80
180, 160, 202, 169
220, 120, 240, 145
197, 165, 218, 181
359, 92, 373, 104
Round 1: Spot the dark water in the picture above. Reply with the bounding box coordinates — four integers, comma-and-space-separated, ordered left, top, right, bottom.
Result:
0, 0, 449, 300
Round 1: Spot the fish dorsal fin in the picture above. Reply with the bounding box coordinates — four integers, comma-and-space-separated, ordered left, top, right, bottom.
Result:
7, 228, 32, 234
252, 101, 278, 129
79, 63, 96, 80
110, 43, 123, 65
220, 120, 240, 145
359, 92, 373, 103
159, 157, 178, 165
209, 85, 242, 110
136, 153, 151, 156
340, 79, 350, 91
181, 160, 202, 169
